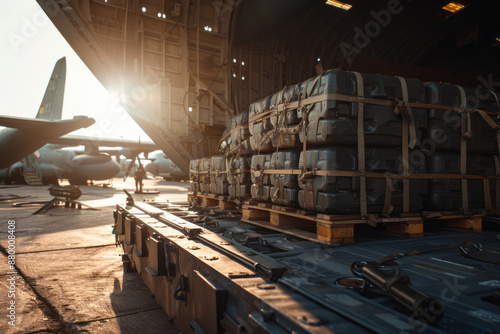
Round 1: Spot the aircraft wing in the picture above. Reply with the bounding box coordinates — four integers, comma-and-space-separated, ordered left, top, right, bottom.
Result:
0, 115, 95, 135
49, 135, 158, 156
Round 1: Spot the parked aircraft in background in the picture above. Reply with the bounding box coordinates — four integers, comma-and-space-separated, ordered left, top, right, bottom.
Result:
0, 57, 94, 169
0, 57, 158, 185
5, 144, 120, 185
145, 151, 187, 180
1, 138, 158, 185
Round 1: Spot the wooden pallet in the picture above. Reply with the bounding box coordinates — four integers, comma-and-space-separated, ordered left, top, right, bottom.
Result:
242, 204, 360, 244
188, 193, 238, 210
241, 204, 485, 245
426, 212, 484, 233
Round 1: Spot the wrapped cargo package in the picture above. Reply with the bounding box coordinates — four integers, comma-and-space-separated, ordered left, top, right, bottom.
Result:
250, 153, 272, 201
249, 96, 273, 151
269, 84, 302, 149
269, 150, 300, 206
199, 158, 211, 195
298, 70, 427, 147
228, 155, 252, 200
424, 83, 499, 153
229, 111, 253, 155
189, 158, 200, 194
425, 152, 497, 211
298, 147, 427, 214
209, 155, 228, 196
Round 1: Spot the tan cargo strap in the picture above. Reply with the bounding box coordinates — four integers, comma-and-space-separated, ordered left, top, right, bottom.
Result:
457, 85, 469, 212
490, 91, 500, 211
235, 174, 241, 197
301, 104, 312, 209
209, 169, 228, 175
474, 108, 499, 130
353, 72, 367, 217
256, 168, 499, 180
248, 93, 498, 125
189, 166, 200, 182
229, 143, 247, 156
300, 76, 322, 211
209, 156, 215, 193
382, 173, 394, 216
252, 158, 266, 200
393, 101, 418, 148
495, 156, 500, 210
198, 158, 208, 184
396, 76, 411, 213
259, 128, 277, 148
271, 187, 279, 203
217, 122, 249, 150
483, 177, 493, 212
229, 168, 250, 174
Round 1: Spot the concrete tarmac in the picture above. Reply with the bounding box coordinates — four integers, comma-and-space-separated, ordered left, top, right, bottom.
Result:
0, 177, 188, 333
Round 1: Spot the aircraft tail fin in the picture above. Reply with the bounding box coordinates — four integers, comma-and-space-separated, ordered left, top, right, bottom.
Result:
36, 57, 66, 120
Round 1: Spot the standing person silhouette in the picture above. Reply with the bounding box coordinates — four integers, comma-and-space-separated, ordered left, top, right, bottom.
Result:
134, 164, 146, 193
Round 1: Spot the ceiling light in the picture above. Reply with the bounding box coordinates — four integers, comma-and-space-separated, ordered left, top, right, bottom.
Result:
242, 76, 245, 80
158, 13, 162, 17
442, 2, 465, 13
188, 107, 193, 112
162, 14, 166, 19
142, 7, 146, 12
325, 0, 352, 10
233, 59, 237, 63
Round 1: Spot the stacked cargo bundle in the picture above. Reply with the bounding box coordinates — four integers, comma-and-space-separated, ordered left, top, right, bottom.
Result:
190, 111, 254, 200
425, 153, 497, 211
191, 68, 500, 217
209, 155, 228, 196
270, 150, 300, 206
249, 96, 273, 151
423, 83, 499, 212
298, 71, 427, 147
250, 153, 272, 201
227, 155, 252, 200
188, 154, 230, 197
269, 85, 302, 149
198, 157, 211, 195
298, 147, 427, 214
247, 70, 430, 215
229, 111, 252, 155
189, 158, 200, 195
218, 125, 231, 153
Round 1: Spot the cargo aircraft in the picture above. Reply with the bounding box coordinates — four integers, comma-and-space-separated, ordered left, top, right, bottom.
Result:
0, 57, 95, 170
145, 151, 187, 180
0, 57, 157, 185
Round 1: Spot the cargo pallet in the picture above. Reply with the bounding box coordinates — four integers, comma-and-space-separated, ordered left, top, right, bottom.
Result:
240, 203, 485, 245
188, 192, 239, 211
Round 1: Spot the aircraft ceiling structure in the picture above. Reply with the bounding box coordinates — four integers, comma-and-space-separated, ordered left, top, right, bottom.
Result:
37, 0, 500, 174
